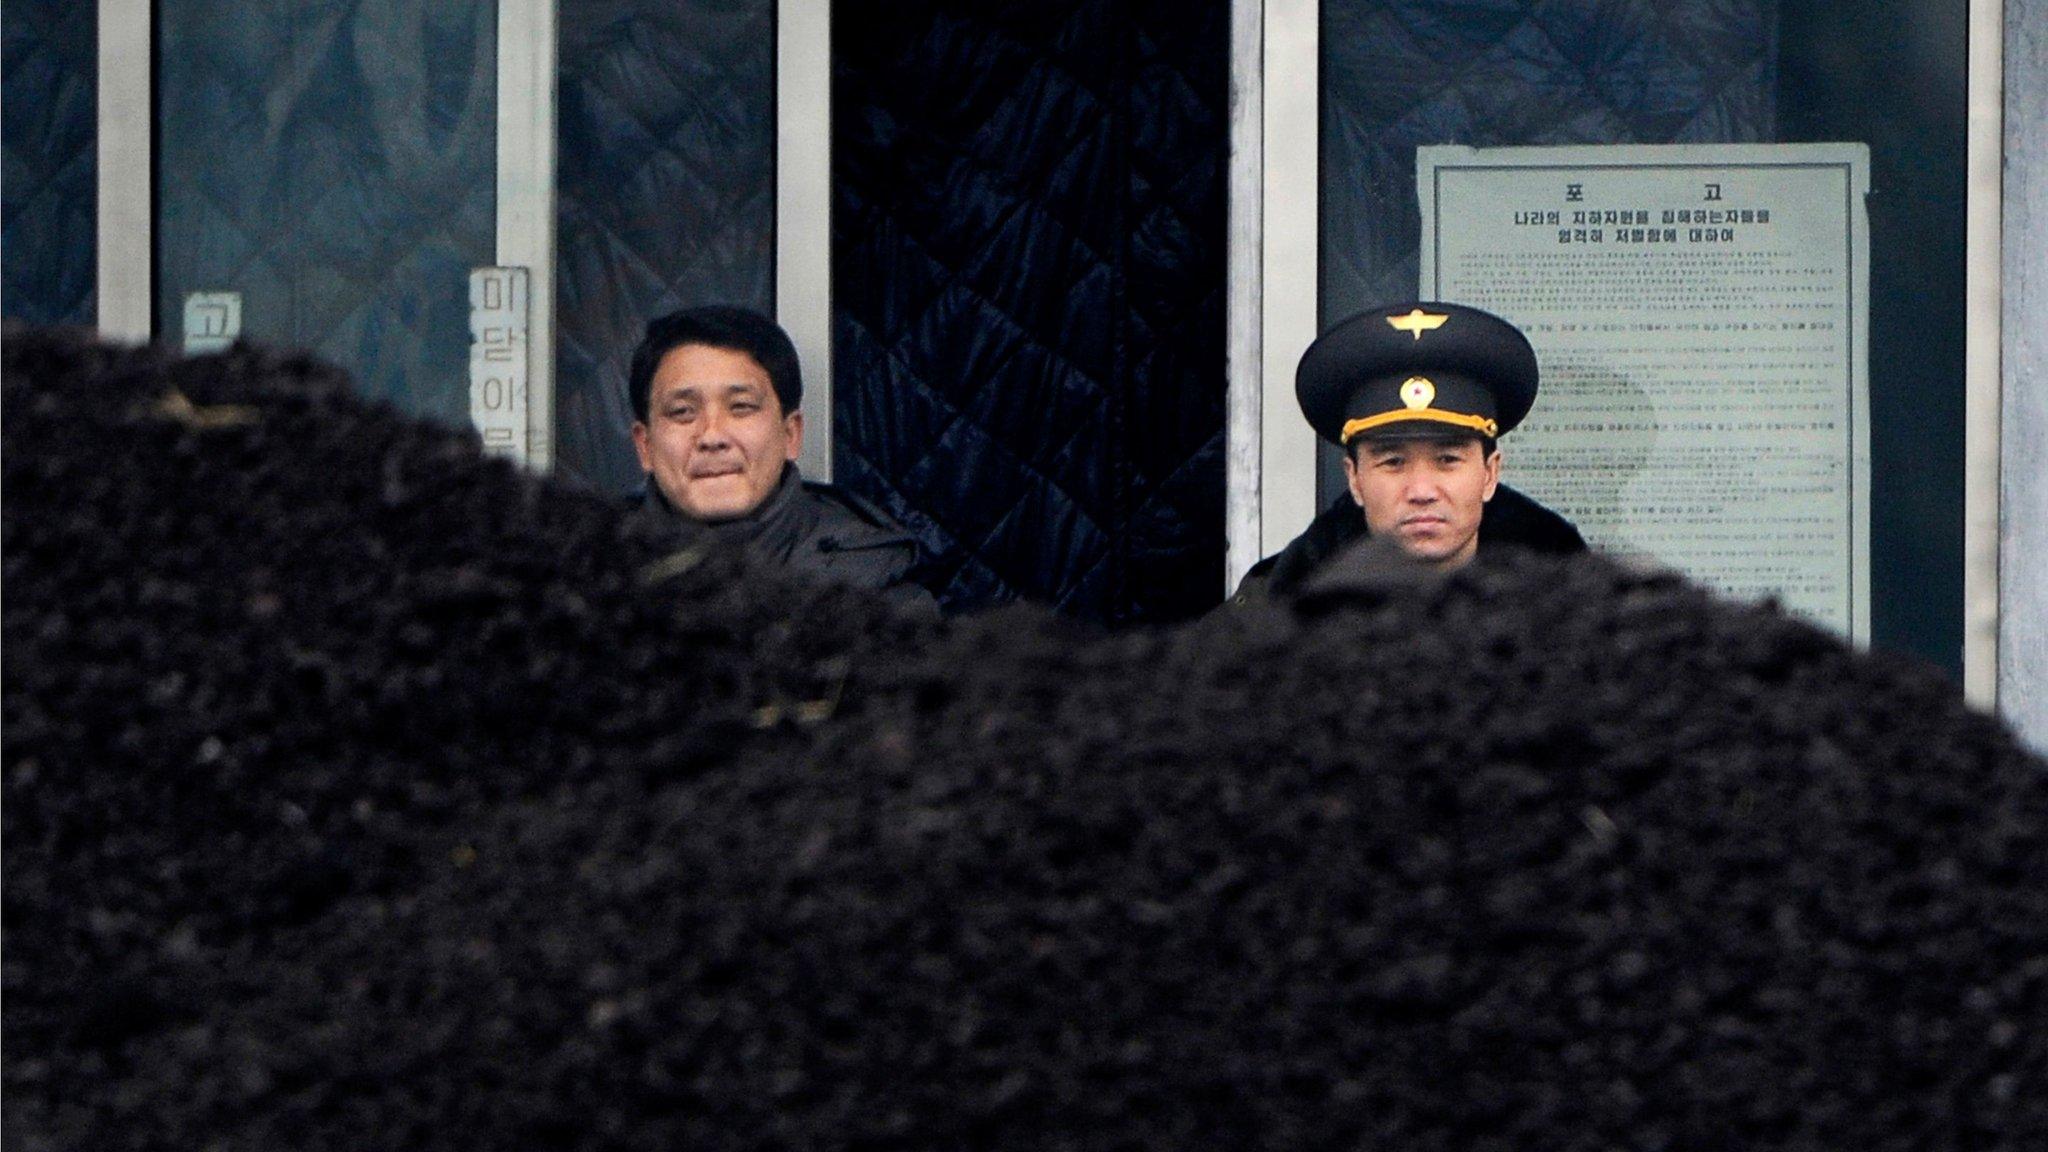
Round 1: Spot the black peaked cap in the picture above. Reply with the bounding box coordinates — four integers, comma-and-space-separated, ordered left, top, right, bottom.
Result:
1297, 301, 1539, 446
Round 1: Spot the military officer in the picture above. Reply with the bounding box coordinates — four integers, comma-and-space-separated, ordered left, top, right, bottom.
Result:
1236, 301, 1586, 598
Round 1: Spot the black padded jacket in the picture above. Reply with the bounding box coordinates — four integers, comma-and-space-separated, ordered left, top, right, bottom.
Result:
627, 465, 938, 614
1234, 482, 1587, 600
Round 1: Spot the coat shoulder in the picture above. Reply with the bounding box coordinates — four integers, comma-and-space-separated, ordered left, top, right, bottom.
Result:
798, 481, 918, 553
793, 482, 938, 612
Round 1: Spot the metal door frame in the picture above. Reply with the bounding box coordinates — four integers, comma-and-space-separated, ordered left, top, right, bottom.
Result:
92, 0, 831, 480
779, 0, 833, 481
1225, 0, 1318, 589
97, 0, 151, 342
1227, 0, 2029, 730
497, 0, 557, 470
91, 0, 2041, 736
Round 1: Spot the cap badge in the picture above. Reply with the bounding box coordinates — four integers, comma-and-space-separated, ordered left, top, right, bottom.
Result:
1400, 376, 1436, 409
1386, 308, 1449, 340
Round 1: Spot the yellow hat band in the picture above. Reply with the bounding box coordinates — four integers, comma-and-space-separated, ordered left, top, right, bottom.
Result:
1341, 408, 1500, 444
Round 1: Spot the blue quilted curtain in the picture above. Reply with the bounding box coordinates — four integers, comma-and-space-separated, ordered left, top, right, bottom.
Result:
834, 0, 1228, 624
3, 1, 96, 326
555, 0, 775, 496
154, 1, 497, 426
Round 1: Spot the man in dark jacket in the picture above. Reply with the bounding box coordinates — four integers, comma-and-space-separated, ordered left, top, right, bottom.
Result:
1237, 301, 1585, 599
624, 305, 935, 611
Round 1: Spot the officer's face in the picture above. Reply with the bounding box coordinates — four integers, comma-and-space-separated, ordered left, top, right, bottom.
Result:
633, 343, 803, 523
1343, 436, 1501, 570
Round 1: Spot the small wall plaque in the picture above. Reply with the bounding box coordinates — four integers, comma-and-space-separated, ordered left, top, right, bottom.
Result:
469, 267, 530, 465
181, 292, 242, 354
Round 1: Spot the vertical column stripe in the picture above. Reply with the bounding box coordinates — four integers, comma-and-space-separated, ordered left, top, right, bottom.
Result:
779, 0, 834, 482
1260, 0, 1319, 556
1964, 0, 2003, 707
1225, 0, 1265, 592
96, 0, 152, 342
497, 0, 557, 471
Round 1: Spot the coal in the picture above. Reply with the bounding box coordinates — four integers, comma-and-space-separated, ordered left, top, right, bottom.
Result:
5, 324, 2046, 1151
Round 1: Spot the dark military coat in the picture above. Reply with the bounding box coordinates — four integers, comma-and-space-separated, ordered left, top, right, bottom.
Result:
1234, 482, 1586, 600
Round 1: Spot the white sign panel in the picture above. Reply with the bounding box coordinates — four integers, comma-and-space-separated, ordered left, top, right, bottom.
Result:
181, 291, 241, 353
1419, 143, 1871, 642
469, 266, 531, 465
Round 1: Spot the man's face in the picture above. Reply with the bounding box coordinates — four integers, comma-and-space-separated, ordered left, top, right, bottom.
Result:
632, 343, 803, 523
1343, 435, 1501, 569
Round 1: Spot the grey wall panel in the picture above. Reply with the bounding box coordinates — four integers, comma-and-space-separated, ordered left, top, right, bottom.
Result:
155, 1, 497, 425
554, 0, 776, 497
3, 2, 97, 326
2003, 0, 2047, 750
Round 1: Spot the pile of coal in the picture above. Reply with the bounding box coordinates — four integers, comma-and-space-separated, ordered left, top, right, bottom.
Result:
6, 325, 2045, 1151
